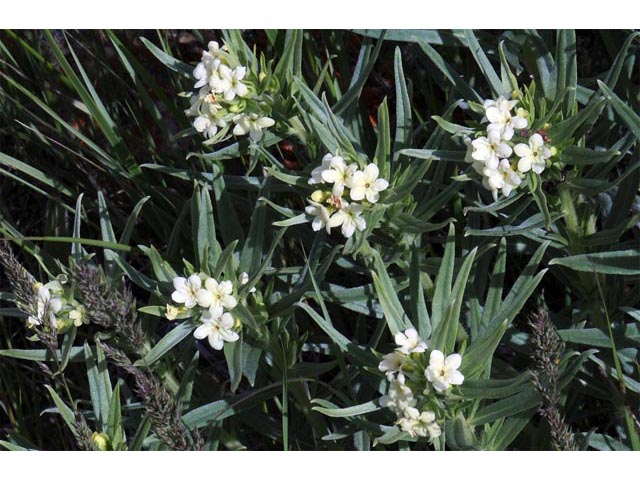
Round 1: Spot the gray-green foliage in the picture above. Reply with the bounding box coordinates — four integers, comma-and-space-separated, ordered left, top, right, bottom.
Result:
0, 29, 638, 451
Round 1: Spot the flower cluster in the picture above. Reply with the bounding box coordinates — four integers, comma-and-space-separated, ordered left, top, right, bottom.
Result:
167, 273, 242, 350
466, 96, 554, 201
378, 328, 464, 441
185, 41, 275, 144
305, 153, 389, 238
27, 280, 87, 332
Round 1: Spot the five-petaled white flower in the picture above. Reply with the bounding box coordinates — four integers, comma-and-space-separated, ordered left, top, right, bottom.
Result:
347, 163, 389, 203
425, 350, 464, 393
378, 351, 406, 380
193, 306, 239, 350
394, 328, 428, 355
193, 107, 226, 139
196, 278, 237, 310
28, 285, 63, 327
484, 96, 528, 141
397, 407, 441, 439
327, 202, 367, 238
471, 130, 513, 170
380, 379, 417, 414
308, 154, 334, 185
171, 274, 202, 309
193, 55, 221, 90
218, 65, 249, 101
305, 200, 334, 233
514, 133, 552, 174
321, 156, 358, 197
232, 113, 275, 142
483, 158, 522, 201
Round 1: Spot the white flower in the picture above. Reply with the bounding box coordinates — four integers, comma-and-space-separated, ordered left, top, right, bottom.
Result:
327, 202, 366, 238
394, 328, 428, 355
380, 379, 416, 415
471, 130, 513, 170
397, 407, 441, 439
484, 96, 528, 141
347, 163, 389, 203
193, 306, 239, 350
238, 272, 256, 293
425, 350, 464, 393
171, 274, 202, 309
193, 54, 222, 90
320, 156, 357, 197
218, 64, 249, 101
308, 153, 334, 185
232, 113, 275, 142
514, 133, 552, 174
195, 278, 237, 310
483, 158, 522, 201
305, 200, 334, 233
378, 351, 406, 380
193, 111, 226, 139
28, 286, 63, 327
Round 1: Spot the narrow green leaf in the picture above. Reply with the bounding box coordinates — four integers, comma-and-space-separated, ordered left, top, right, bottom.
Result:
134, 322, 195, 367
311, 399, 380, 418
549, 249, 640, 275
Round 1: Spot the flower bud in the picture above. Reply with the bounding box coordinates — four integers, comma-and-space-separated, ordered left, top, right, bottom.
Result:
92, 432, 110, 451
165, 304, 179, 321
310, 190, 328, 203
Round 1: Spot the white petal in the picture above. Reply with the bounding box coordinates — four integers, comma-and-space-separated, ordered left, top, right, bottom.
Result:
447, 370, 465, 386
485, 107, 502, 124
502, 125, 514, 141
431, 378, 448, 393
311, 216, 324, 231
233, 122, 249, 136
375, 178, 389, 191
328, 211, 346, 228
517, 157, 532, 173
222, 295, 238, 309
429, 350, 445, 369
188, 274, 201, 290
173, 277, 187, 291
193, 324, 211, 340
445, 353, 462, 370
364, 163, 379, 181
341, 220, 356, 238
511, 116, 528, 129
532, 162, 546, 174
209, 334, 224, 350
366, 190, 380, 203
257, 117, 275, 128
219, 312, 235, 329
513, 143, 530, 158
321, 169, 339, 183
496, 143, 513, 158
354, 217, 366, 231
220, 329, 239, 343
171, 290, 189, 304
529, 133, 544, 149
234, 66, 247, 80
196, 289, 213, 308
349, 185, 365, 201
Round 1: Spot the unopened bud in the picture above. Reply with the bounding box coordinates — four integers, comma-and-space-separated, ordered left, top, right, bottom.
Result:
92, 432, 110, 451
